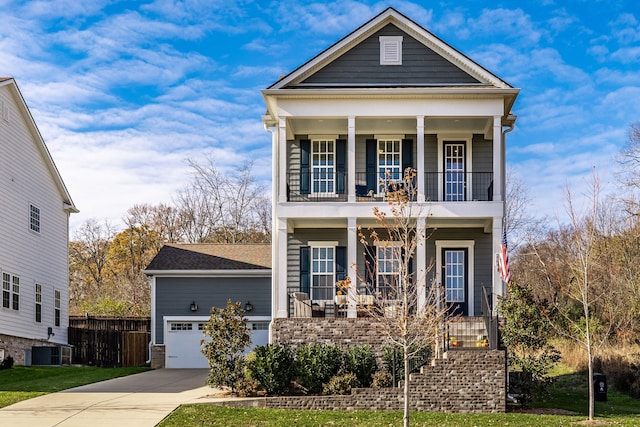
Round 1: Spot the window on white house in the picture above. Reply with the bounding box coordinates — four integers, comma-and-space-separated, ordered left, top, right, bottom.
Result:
379, 36, 403, 65
311, 246, 335, 300
2, 273, 9, 309
54, 290, 60, 326
11, 275, 19, 310
35, 283, 42, 323
377, 244, 400, 298
29, 204, 40, 233
311, 139, 335, 194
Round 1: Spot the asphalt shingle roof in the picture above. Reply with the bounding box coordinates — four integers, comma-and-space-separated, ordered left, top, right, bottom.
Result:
144, 243, 271, 271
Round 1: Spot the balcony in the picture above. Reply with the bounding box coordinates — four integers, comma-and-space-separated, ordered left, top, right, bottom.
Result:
285, 171, 493, 202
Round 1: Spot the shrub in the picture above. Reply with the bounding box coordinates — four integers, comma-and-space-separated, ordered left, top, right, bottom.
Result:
295, 343, 344, 394
382, 345, 404, 385
344, 345, 377, 387
234, 377, 262, 397
0, 356, 14, 370
247, 344, 295, 395
596, 352, 640, 398
372, 370, 393, 388
322, 372, 359, 395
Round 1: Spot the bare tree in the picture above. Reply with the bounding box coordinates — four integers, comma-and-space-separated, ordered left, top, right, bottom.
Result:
174, 155, 270, 243
505, 168, 545, 251
526, 174, 614, 421
356, 170, 447, 427
617, 121, 640, 216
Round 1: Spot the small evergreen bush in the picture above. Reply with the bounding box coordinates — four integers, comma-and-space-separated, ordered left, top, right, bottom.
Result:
344, 345, 377, 387
247, 344, 295, 395
322, 372, 359, 395
0, 356, 14, 370
372, 370, 393, 388
295, 343, 344, 394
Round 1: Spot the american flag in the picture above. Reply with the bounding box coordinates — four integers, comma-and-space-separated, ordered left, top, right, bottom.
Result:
499, 228, 510, 285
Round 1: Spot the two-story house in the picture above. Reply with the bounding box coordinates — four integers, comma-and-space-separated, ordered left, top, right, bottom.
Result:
0, 78, 78, 365
263, 8, 518, 351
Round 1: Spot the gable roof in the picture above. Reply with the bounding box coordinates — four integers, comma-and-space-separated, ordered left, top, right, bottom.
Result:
267, 7, 514, 91
144, 243, 272, 273
0, 77, 78, 213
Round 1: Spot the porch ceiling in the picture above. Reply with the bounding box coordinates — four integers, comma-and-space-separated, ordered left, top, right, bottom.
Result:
288, 217, 492, 232
288, 116, 492, 137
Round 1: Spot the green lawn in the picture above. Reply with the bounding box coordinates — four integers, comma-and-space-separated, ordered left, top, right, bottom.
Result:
0, 365, 149, 408
159, 366, 640, 427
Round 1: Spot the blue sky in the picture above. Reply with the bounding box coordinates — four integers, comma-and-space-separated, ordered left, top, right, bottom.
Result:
1, 0, 638, 234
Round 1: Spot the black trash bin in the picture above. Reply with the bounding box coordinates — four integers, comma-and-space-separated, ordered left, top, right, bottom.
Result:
593, 373, 607, 402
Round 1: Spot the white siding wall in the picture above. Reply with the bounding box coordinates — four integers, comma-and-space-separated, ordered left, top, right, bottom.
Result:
0, 85, 70, 345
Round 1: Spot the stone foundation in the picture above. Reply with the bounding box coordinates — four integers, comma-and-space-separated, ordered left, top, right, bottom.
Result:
150, 345, 165, 369
266, 350, 506, 413
0, 333, 54, 365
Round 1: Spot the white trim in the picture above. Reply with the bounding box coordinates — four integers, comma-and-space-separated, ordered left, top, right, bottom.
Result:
437, 135, 473, 201
373, 240, 401, 247
309, 134, 338, 140
374, 134, 404, 140
435, 240, 475, 316
308, 241, 339, 247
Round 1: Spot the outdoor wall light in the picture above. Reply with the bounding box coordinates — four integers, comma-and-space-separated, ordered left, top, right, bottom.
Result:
47, 326, 55, 340
190, 301, 198, 312
245, 301, 253, 312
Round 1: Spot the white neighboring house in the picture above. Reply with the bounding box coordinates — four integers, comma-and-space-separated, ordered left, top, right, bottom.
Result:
0, 78, 78, 365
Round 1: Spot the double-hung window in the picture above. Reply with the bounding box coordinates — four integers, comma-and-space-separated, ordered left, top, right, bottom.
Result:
2, 273, 19, 311
311, 139, 335, 194
54, 290, 61, 326
30, 204, 41, 233
376, 243, 401, 299
378, 139, 402, 191
311, 246, 335, 300
35, 284, 42, 322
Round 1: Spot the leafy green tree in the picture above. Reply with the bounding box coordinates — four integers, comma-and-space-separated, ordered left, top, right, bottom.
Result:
498, 281, 560, 405
201, 300, 250, 391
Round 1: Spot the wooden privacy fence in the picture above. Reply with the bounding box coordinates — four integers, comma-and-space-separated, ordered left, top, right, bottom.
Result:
68, 316, 150, 367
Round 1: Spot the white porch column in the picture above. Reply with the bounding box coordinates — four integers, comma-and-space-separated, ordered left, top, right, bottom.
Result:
275, 217, 289, 318
348, 116, 356, 203
416, 216, 426, 312
347, 217, 358, 318
278, 118, 288, 203
416, 116, 425, 202
492, 116, 502, 202
492, 217, 503, 314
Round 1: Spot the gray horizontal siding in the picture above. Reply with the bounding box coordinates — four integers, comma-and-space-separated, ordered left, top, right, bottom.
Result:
155, 276, 271, 343
300, 24, 480, 86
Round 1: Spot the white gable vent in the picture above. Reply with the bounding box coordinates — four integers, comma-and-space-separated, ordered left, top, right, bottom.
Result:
379, 36, 403, 65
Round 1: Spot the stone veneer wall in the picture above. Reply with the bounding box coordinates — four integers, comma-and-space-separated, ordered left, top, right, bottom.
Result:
151, 345, 165, 369
270, 319, 506, 413
271, 318, 389, 354
265, 350, 506, 413
0, 334, 55, 365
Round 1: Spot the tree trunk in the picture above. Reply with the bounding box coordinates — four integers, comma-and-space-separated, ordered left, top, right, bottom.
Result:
404, 342, 410, 427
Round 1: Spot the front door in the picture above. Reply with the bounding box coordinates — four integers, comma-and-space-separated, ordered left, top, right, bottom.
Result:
444, 142, 466, 201
443, 248, 468, 315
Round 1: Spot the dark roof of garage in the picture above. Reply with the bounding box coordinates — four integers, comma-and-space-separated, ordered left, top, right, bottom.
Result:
144, 243, 271, 271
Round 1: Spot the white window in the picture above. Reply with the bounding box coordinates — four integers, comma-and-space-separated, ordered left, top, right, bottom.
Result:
311, 139, 335, 194
29, 204, 40, 233
2, 273, 9, 309
54, 289, 60, 326
444, 143, 465, 201
378, 139, 402, 191
35, 284, 42, 323
311, 246, 335, 300
376, 243, 401, 299
379, 36, 403, 65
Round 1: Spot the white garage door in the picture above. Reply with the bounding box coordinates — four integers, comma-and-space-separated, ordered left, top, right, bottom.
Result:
165, 319, 270, 369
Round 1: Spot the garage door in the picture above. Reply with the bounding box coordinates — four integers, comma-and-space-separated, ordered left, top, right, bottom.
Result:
165, 320, 271, 369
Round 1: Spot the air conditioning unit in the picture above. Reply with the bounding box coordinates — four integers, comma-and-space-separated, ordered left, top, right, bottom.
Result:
31, 346, 72, 366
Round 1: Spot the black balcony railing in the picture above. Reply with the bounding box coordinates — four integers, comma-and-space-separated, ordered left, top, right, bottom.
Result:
285, 171, 493, 202
424, 172, 493, 201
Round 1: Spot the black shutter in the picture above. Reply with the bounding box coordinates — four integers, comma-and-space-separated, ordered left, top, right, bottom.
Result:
336, 139, 346, 194
300, 139, 311, 194
402, 139, 413, 172
366, 139, 377, 193
336, 246, 347, 282
364, 245, 376, 292
300, 246, 310, 295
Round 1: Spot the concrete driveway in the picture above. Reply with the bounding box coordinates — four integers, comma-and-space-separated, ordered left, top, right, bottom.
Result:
0, 368, 211, 427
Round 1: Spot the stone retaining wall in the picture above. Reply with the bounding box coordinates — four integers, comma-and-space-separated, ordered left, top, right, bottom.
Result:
0, 334, 54, 365
265, 350, 506, 413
